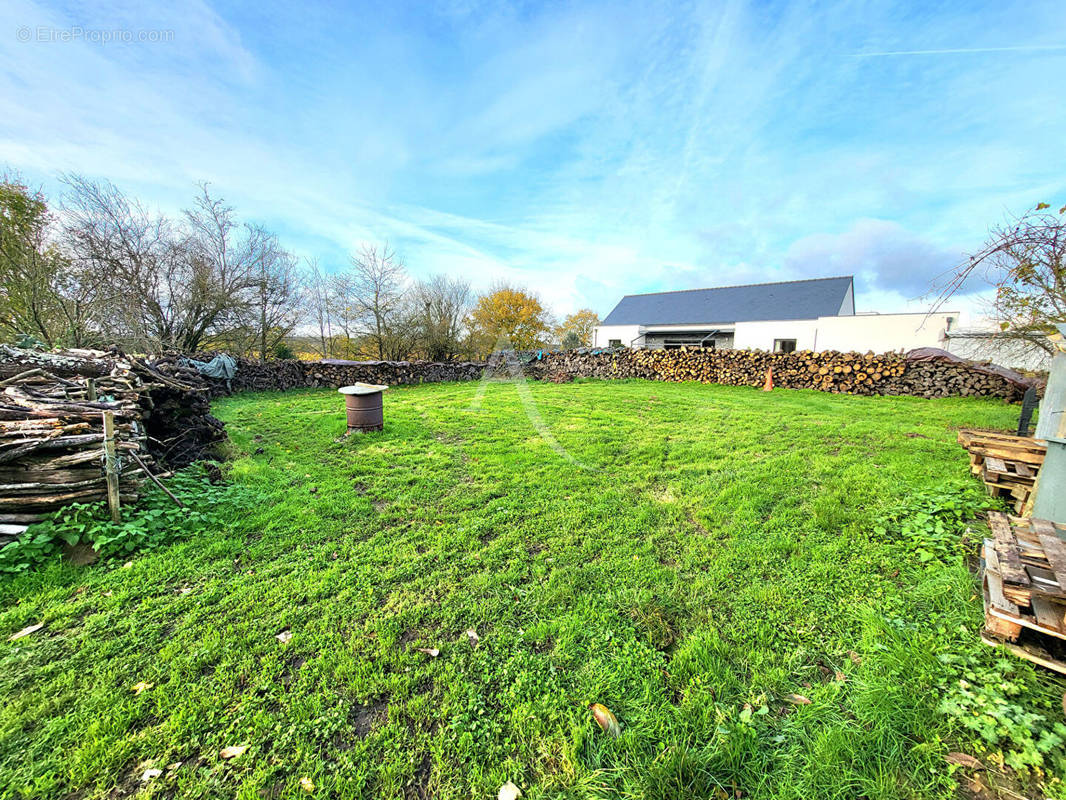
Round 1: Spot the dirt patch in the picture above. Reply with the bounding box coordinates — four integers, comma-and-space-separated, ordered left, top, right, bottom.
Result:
404, 752, 433, 800
62, 542, 99, 566
349, 699, 387, 737
281, 654, 306, 688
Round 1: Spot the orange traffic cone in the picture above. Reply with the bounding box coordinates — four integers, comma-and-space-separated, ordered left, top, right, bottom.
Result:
762, 366, 774, 392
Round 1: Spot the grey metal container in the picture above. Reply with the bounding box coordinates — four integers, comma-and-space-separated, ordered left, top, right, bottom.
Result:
1032, 437, 1066, 524
1035, 324, 1066, 440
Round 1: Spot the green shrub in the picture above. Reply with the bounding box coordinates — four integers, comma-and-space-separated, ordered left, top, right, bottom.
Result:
873, 482, 999, 563
0, 464, 248, 574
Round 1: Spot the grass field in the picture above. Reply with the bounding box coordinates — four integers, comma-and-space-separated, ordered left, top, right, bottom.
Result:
2, 379, 1065, 799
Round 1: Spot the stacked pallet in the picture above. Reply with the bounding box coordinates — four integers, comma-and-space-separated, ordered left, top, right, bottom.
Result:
957, 429, 1047, 513
982, 512, 1066, 673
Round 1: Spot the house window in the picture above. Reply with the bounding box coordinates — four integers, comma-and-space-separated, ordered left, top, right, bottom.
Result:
773, 338, 797, 354
608, 339, 622, 347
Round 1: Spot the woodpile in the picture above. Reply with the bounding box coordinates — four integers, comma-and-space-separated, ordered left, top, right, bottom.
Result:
522, 347, 1034, 400
0, 347, 154, 525
958, 429, 1046, 514
982, 512, 1066, 674
299, 359, 485, 389
0, 347, 230, 527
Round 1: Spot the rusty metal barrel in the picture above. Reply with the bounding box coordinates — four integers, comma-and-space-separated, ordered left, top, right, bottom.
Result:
338, 383, 388, 433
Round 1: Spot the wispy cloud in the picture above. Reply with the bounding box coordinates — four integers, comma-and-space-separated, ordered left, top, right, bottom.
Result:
1, 0, 1064, 321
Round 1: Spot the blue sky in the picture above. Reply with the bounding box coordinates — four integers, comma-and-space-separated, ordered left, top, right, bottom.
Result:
2, 0, 1065, 320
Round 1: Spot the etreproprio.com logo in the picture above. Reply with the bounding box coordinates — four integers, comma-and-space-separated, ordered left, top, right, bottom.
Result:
16, 26, 175, 44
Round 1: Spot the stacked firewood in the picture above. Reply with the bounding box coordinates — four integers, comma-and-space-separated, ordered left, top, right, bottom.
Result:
131, 355, 227, 466
522, 347, 1032, 400
0, 349, 154, 525
0, 347, 230, 527
300, 359, 486, 388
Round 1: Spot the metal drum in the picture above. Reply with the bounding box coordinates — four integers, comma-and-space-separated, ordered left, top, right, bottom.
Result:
338, 383, 389, 433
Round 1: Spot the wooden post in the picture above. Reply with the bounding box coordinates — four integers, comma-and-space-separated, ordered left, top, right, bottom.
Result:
86, 378, 97, 402
102, 411, 121, 523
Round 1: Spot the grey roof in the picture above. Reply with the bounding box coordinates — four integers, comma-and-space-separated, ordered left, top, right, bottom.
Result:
601, 276, 854, 326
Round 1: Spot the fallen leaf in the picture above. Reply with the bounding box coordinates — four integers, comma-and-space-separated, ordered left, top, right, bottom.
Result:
103, 590, 113, 597
847, 650, 861, 664
300, 776, 315, 793
167, 762, 182, 771
465, 628, 479, 647
220, 744, 248, 760
784, 694, 811, 705
276, 630, 293, 644
8, 623, 43, 642
123, 561, 133, 569
415, 647, 439, 657
498, 780, 522, 800
141, 768, 162, 782
131, 681, 154, 695
834, 671, 846, 682
945, 752, 984, 770
591, 703, 622, 737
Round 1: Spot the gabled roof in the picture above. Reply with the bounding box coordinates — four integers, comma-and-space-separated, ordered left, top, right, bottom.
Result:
601, 276, 854, 326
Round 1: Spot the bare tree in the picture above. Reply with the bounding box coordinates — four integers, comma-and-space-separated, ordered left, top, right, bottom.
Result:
328, 271, 360, 357
932, 202, 1066, 354
412, 273, 471, 360
60, 176, 302, 355
305, 257, 334, 358
229, 227, 302, 360
348, 243, 411, 360
61, 174, 187, 350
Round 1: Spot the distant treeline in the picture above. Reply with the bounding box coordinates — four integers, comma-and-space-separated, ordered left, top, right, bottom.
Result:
0, 171, 598, 360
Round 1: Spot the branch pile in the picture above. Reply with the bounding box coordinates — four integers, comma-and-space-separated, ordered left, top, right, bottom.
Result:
0, 347, 227, 524
0, 347, 152, 524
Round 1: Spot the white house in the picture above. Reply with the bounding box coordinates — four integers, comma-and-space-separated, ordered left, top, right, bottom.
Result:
593, 276, 960, 354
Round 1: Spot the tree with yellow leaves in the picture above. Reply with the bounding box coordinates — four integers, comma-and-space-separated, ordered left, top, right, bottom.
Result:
467, 284, 551, 354
556, 308, 599, 349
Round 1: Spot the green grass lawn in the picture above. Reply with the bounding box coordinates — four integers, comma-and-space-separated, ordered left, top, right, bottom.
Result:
2, 379, 1065, 799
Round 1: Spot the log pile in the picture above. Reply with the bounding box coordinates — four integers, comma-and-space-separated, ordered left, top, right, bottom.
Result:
298, 359, 486, 389
0, 347, 230, 527
0, 348, 154, 525
521, 347, 1034, 400
131, 355, 227, 467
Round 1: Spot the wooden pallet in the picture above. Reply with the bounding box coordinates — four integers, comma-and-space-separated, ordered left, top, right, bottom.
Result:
958, 430, 1046, 514
981, 513, 1066, 673
958, 428, 1047, 454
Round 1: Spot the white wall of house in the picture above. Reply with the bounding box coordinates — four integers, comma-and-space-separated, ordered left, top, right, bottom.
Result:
945, 331, 1051, 371
814, 312, 955, 353
593, 324, 642, 348
597, 311, 965, 356
733, 319, 819, 351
